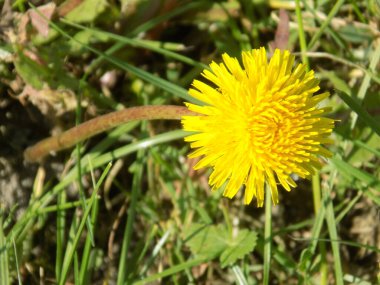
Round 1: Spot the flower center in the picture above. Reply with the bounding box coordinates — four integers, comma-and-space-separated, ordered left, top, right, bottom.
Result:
248, 116, 281, 149
248, 101, 285, 138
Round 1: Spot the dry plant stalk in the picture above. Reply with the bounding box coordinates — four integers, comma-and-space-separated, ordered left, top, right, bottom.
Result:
24, 105, 194, 163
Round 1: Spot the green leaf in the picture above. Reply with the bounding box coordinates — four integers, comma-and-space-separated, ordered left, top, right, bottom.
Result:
331, 158, 380, 192
348, 128, 380, 166
14, 46, 83, 91
352, 139, 380, 157
320, 71, 351, 96
220, 229, 257, 268
184, 223, 226, 259
68, 30, 109, 54
298, 248, 313, 272
331, 157, 380, 206
64, 0, 107, 23
184, 223, 257, 267
0, 47, 12, 62
14, 50, 50, 89
338, 25, 373, 43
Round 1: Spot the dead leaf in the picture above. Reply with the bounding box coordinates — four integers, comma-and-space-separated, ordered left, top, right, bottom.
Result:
270, 9, 290, 51
57, 0, 84, 17
0, 0, 13, 30
18, 85, 77, 117
29, 3, 56, 37
22, 49, 46, 66
18, 12, 30, 44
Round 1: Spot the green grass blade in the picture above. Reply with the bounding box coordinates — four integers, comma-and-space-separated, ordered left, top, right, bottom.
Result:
65, 130, 188, 180
139, 228, 172, 277
309, 53, 380, 85
356, 40, 380, 100
85, 122, 139, 157
29, 4, 201, 104
349, 0, 367, 22
116, 150, 144, 285
186, 178, 213, 224
60, 19, 208, 70
352, 41, 380, 129
298, 201, 326, 276
0, 215, 10, 285
76, 147, 95, 247
55, 190, 66, 281
312, 174, 327, 284
13, 238, 22, 285
114, 60, 199, 103
292, 236, 380, 254
129, 2, 206, 37
232, 265, 248, 285
38, 199, 90, 214
60, 208, 80, 284
79, 170, 100, 284
133, 258, 207, 285
302, 1, 346, 49
331, 158, 380, 192
336, 90, 380, 137
74, 253, 80, 285
75, 84, 96, 248
352, 140, 380, 157
58, 162, 112, 285
307, 0, 346, 49
295, 0, 309, 69
134, 226, 158, 269
336, 193, 362, 224
323, 187, 344, 285
7, 130, 186, 249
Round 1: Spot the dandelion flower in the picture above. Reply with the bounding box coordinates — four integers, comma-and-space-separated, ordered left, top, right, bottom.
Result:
182, 47, 334, 207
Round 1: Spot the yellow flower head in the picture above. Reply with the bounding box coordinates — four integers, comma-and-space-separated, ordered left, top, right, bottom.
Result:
182, 47, 334, 207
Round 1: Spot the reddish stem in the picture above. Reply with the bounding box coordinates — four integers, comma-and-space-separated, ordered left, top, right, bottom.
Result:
24, 105, 194, 163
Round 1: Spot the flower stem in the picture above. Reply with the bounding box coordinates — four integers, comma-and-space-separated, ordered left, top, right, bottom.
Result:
24, 105, 193, 163
312, 174, 328, 285
263, 185, 272, 285
296, 0, 328, 281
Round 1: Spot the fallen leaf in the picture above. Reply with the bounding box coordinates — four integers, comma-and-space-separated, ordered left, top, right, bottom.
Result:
270, 9, 289, 51
29, 3, 56, 37
57, 0, 84, 17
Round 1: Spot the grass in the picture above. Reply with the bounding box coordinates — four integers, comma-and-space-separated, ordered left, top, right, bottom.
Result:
0, 0, 379, 284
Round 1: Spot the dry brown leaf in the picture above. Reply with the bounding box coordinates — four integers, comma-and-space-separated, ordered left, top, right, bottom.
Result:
29, 3, 56, 37
270, 9, 289, 51
18, 85, 77, 117
57, 0, 84, 17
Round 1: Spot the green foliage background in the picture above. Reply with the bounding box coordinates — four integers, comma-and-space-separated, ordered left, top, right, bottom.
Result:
0, 0, 380, 284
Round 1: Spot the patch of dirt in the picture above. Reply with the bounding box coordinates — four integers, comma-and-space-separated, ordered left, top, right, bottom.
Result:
0, 96, 47, 214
